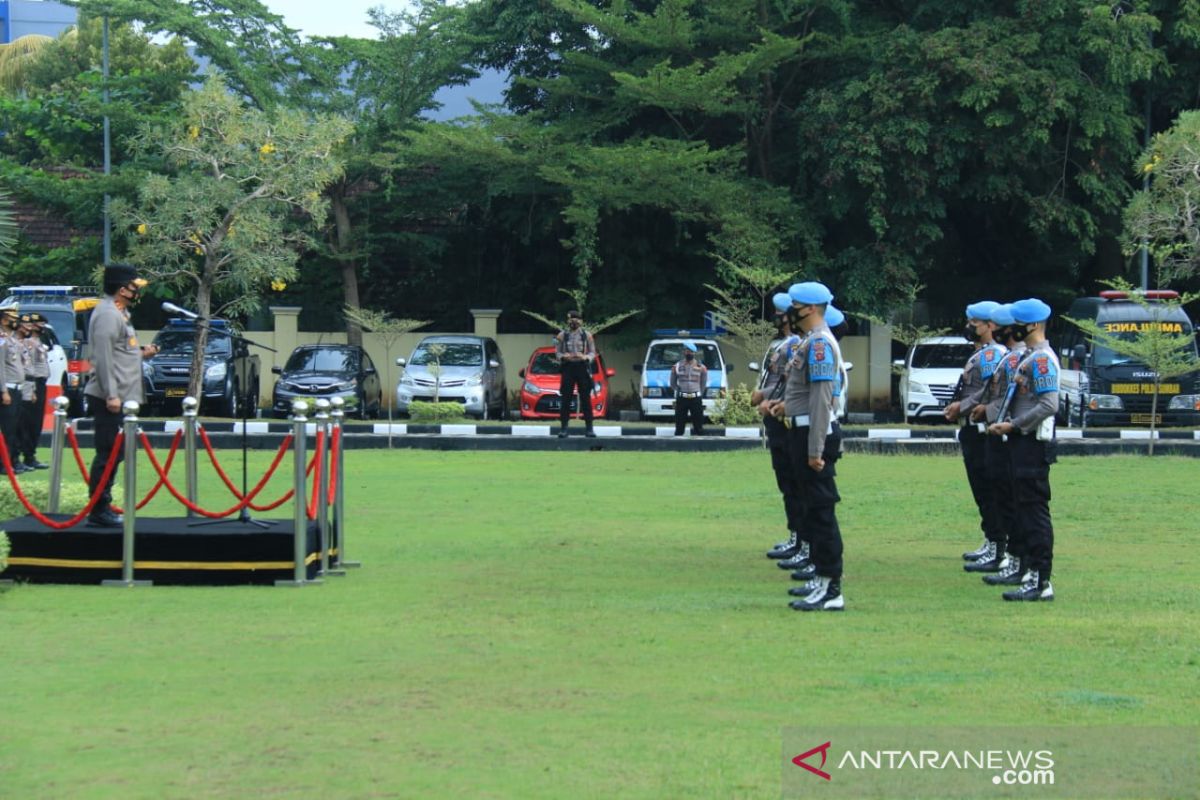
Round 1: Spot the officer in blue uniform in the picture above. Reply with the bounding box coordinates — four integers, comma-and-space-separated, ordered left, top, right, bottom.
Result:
770, 281, 845, 612
761, 293, 805, 560
946, 300, 1008, 572
988, 298, 1059, 602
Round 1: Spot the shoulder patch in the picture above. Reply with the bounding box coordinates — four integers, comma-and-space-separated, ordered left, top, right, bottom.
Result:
979, 345, 1002, 380
1031, 354, 1058, 394
807, 335, 837, 381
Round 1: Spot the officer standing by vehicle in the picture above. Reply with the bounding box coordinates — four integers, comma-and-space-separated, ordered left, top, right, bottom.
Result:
770, 281, 846, 612
19, 313, 51, 469
759, 293, 805, 561
670, 340, 707, 436
0, 306, 23, 472
988, 298, 1059, 602
555, 310, 597, 438
84, 263, 158, 527
945, 301, 1007, 572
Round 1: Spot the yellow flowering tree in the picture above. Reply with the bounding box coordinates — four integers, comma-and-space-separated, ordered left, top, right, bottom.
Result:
113, 75, 351, 396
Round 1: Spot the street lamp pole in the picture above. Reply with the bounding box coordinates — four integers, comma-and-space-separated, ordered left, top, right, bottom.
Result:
102, 14, 111, 265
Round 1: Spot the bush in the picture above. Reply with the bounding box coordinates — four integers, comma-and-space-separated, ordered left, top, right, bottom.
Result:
711, 382, 762, 427
0, 480, 91, 519
0, 530, 8, 574
407, 400, 466, 422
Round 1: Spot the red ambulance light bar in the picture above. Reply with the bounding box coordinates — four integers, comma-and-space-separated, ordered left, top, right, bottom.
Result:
1099, 289, 1180, 301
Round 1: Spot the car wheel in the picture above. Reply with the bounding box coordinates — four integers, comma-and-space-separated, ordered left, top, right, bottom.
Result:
500, 393, 509, 420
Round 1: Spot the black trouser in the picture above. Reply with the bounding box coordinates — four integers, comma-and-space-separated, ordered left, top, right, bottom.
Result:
984, 434, 1017, 559
674, 395, 704, 435
765, 416, 803, 534
19, 377, 47, 461
0, 389, 19, 470
88, 404, 125, 515
1010, 432, 1055, 580
787, 424, 843, 580
559, 360, 593, 426
960, 422, 1003, 546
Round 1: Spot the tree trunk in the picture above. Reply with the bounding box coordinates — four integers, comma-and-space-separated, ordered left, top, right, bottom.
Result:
331, 188, 363, 347
1149, 381, 1159, 456
188, 273, 214, 402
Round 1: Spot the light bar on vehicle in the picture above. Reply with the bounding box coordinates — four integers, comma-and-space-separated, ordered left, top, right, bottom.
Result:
8, 286, 82, 295
652, 328, 724, 337
167, 318, 228, 328
1099, 289, 1180, 300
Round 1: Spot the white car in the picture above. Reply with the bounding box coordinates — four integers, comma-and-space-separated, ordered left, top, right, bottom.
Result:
632, 334, 730, 419
895, 336, 975, 423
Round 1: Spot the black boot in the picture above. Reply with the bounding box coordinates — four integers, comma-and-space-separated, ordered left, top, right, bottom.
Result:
983, 555, 1024, 585
963, 542, 1005, 573
1002, 570, 1054, 602
788, 577, 844, 611
962, 540, 991, 561
557, 426, 569, 438
767, 531, 799, 559
777, 541, 811, 570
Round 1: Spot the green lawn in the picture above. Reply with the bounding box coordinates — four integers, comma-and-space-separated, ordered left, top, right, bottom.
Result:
2, 451, 1197, 799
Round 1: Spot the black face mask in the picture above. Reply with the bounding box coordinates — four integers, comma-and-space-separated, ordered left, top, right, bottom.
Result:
685, 352, 694, 361
568, 320, 580, 330
1011, 324, 1032, 342
787, 307, 809, 329
963, 323, 981, 342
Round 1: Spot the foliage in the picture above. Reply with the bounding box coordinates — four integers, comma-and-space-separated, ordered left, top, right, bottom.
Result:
342, 306, 429, 443
0, 529, 7, 574
1064, 279, 1200, 453
1124, 109, 1200, 284
112, 75, 351, 395
0, 480, 89, 520
521, 287, 642, 335
710, 381, 760, 427
0, 189, 17, 266
704, 258, 799, 363
406, 400, 465, 422
0, 34, 55, 94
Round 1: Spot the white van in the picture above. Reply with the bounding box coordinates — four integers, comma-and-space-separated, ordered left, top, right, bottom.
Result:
633, 332, 731, 419
895, 336, 975, 423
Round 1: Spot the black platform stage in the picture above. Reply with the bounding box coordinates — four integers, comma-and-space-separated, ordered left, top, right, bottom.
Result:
2, 515, 322, 585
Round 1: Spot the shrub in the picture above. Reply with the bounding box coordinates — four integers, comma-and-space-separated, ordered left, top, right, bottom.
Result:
407, 400, 466, 422
711, 382, 762, 427
0, 530, 8, 574
0, 481, 91, 519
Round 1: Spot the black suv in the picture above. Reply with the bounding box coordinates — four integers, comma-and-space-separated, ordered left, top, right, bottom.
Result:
143, 319, 261, 417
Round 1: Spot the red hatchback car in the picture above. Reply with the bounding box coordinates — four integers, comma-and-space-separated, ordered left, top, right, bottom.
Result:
518, 346, 616, 420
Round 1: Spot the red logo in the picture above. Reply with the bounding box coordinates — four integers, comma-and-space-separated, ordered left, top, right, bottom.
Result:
792, 741, 833, 780
1036, 356, 1049, 375
813, 341, 826, 361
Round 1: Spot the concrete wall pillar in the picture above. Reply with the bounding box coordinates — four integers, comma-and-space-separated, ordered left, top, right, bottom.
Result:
470, 309, 502, 338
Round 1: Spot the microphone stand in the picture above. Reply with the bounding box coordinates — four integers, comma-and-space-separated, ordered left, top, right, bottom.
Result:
179, 317, 278, 530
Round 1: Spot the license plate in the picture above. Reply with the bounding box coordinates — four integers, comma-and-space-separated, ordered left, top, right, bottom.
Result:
1130, 414, 1161, 425
165, 388, 187, 398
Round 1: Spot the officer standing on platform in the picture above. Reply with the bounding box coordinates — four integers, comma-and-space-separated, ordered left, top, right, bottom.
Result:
555, 310, 597, 438
0, 306, 25, 473
770, 281, 846, 612
945, 301, 1007, 572
671, 340, 707, 436
988, 298, 1059, 602
84, 263, 158, 527
19, 313, 51, 469
760, 293, 805, 561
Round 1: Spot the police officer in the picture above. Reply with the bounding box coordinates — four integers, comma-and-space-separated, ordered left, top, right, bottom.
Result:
771, 281, 845, 612
84, 263, 158, 527
825, 305, 850, 421
988, 298, 1058, 602
760, 293, 805, 560
972, 304, 1026, 588
19, 313, 50, 469
945, 301, 1007, 572
555, 310, 597, 438
671, 340, 707, 436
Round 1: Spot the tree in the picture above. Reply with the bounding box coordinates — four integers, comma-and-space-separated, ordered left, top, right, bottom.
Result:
0, 34, 55, 94
112, 75, 352, 396
341, 305, 429, 444
704, 259, 799, 365
0, 188, 18, 265
1065, 280, 1200, 454
1124, 110, 1200, 285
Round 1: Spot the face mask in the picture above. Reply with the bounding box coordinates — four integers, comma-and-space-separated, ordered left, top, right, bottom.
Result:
1011, 324, 1030, 342
569, 320, 580, 330
685, 352, 694, 361
787, 307, 809, 328
963, 323, 981, 342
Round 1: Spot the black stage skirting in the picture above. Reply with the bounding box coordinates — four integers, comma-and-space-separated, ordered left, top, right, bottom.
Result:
1, 515, 322, 585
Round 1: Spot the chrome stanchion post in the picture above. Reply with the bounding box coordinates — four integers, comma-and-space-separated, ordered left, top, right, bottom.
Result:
182, 396, 199, 519
47, 395, 70, 514
276, 399, 320, 587
330, 397, 359, 568
313, 399, 341, 577
102, 400, 151, 588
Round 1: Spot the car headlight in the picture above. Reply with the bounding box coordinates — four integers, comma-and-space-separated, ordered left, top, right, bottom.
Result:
466, 372, 483, 386
205, 362, 226, 381
1167, 394, 1200, 411
523, 381, 543, 395
1088, 394, 1123, 410
705, 387, 724, 399
908, 381, 929, 395
337, 378, 357, 391
142, 361, 153, 377
399, 375, 414, 387
592, 381, 602, 396
643, 387, 663, 398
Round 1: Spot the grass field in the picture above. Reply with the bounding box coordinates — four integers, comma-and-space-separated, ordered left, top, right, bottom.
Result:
2, 449, 1198, 799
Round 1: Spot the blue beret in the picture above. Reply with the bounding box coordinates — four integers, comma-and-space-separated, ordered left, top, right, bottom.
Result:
683, 340, 698, 352
1010, 298, 1052, 324
772, 292, 792, 313
965, 300, 1001, 321
788, 281, 834, 305
990, 304, 1015, 326
825, 304, 845, 327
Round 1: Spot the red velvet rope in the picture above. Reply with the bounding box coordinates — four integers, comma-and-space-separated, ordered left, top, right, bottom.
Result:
0, 430, 125, 529
306, 429, 325, 521
138, 431, 295, 518
112, 429, 184, 513
195, 426, 300, 511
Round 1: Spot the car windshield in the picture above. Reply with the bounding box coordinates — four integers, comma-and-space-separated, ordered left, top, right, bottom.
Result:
910, 344, 975, 369
154, 329, 231, 355
530, 352, 604, 375
1091, 327, 1197, 367
410, 342, 483, 367
286, 348, 358, 372
647, 343, 721, 370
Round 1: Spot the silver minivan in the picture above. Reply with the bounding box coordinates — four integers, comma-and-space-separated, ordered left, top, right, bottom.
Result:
395, 335, 508, 419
